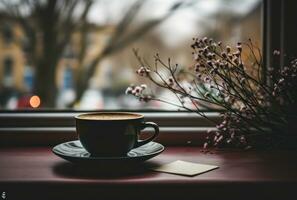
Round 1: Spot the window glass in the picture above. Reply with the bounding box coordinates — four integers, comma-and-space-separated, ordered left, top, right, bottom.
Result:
0, 0, 262, 110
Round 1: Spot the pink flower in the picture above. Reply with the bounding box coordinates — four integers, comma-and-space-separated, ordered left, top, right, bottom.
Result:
136, 66, 150, 76
273, 50, 280, 55
125, 87, 133, 94
140, 84, 147, 89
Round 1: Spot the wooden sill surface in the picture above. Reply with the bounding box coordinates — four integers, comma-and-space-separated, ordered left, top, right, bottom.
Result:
0, 146, 297, 200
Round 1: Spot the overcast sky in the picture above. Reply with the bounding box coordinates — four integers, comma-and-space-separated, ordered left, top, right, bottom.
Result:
0, 0, 261, 46
87, 0, 261, 24
87, 0, 261, 46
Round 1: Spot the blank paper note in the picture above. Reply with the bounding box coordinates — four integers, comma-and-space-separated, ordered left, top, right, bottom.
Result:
151, 160, 219, 177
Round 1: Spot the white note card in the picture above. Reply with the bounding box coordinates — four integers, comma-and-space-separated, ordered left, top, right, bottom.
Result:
151, 160, 219, 176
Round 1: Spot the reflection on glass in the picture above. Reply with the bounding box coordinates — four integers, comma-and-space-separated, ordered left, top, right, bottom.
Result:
0, 0, 262, 110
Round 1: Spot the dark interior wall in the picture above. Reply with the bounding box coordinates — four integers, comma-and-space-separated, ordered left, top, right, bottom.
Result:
282, 0, 297, 65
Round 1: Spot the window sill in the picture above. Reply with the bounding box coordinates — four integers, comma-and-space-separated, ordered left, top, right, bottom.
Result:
0, 146, 296, 200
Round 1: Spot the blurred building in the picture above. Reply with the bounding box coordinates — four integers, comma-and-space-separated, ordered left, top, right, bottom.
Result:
0, 14, 115, 108
55, 25, 114, 90
0, 16, 26, 91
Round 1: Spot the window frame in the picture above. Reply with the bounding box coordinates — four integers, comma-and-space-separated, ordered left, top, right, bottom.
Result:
1, 0, 292, 145
0, 111, 219, 133
0, 111, 219, 146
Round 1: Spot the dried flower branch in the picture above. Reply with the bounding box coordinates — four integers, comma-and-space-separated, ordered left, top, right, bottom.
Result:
127, 37, 297, 149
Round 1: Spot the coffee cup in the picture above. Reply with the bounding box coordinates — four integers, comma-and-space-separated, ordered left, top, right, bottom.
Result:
75, 112, 159, 157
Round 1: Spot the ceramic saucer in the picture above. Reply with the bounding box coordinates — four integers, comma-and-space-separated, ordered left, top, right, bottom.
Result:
52, 140, 164, 165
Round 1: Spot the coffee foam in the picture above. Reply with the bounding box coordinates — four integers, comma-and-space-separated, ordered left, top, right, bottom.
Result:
77, 113, 142, 120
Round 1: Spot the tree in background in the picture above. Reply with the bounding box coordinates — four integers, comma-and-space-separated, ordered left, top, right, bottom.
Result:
0, 0, 186, 108
0, 0, 93, 107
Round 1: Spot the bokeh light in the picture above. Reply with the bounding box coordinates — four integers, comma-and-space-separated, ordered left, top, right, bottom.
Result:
29, 95, 41, 108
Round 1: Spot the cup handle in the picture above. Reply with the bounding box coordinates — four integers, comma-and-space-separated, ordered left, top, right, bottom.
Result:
134, 122, 159, 148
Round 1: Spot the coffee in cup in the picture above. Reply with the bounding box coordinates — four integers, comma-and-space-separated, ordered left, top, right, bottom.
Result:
75, 112, 159, 157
